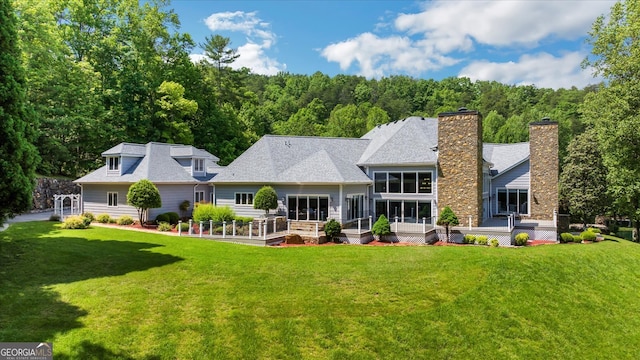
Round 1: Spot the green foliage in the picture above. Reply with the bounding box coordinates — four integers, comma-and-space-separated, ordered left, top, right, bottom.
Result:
573, 235, 583, 243
463, 234, 476, 245
588, 227, 602, 234
0, 0, 39, 226
254, 186, 278, 215
127, 179, 162, 225
178, 222, 190, 232
157, 222, 172, 232
81, 212, 95, 223
372, 215, 391, 237
211, 206, 236, 222
156, 213, 170, 224
116, 215, 134, 226
515, 232, 530, 246
166, 212, 180, 225
560, 233, 575, 243
324, 219, 342, 243
437, 206, 459, 243
49, 214, 60, 222
61, 215, 88, 229
234, 216, 254, 223
489, 238, 499, 247
96, 214, 111, 224
476, 235, 488, 245
192, 203, 216, 223
581, 231, 597, 242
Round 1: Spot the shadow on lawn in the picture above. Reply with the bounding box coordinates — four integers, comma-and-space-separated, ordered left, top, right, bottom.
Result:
55, 340, 161, 360
0, 222, 183, 349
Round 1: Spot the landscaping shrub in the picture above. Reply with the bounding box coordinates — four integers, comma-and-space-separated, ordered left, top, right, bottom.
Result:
324, 219, 342, 243
166, 212, 180, 225
489, 238, 499, 247
157, 222, 172, 232
463, 234, 476, 244
573, 235, 582, 243
515, 232, 529, 246
178, 222, 190, 232
61, 215, 89, 229
476, 235, 488, 245
211, 205, 235, 222
254, 186, 278, 215
193, 203, 216, 223
117, 215, 134, 225
560, 232, 575, 243
81, 212, 95, 223
234, 216, 253, 224
588, 227, 602, 234
49, 214, 60, 222
96, 213, 111, 223
81, 215, 92, 227
581, 230, 597, 242
372, 215, 391, 238
156, 213, 170, 223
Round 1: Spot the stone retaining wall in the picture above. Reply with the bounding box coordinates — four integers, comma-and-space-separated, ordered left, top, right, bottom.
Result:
32, 178, 81, 210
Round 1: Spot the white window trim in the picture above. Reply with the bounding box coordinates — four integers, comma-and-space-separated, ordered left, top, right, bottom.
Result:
107, 157, 120, 173
193, 158, 205, 173
235, 192, 254, 206
195, 190, 205, 204
495, 187, 529, 215
107, 192, 118, 207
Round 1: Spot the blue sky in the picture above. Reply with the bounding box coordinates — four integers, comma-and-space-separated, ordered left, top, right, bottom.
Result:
171, 0, 616, 90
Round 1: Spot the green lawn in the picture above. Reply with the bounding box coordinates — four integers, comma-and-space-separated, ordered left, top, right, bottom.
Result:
2, 222, 640, 359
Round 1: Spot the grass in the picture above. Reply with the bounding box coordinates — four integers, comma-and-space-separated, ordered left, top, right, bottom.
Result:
2, 222, 640, 359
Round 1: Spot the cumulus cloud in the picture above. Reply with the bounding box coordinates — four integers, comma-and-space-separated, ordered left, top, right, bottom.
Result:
459, 52, 601, 89
191, 11, 285, 75
320, 0, 615, 88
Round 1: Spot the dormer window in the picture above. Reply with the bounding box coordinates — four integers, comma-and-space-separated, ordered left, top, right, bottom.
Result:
107, 157, 120, 172
194, 158, 205, 173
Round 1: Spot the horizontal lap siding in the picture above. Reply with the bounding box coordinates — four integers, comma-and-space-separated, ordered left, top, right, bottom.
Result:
492, 160, 530, 189
153, 184, 209, 219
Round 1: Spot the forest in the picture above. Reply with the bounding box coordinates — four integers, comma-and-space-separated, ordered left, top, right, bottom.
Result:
12, 0, 593, 178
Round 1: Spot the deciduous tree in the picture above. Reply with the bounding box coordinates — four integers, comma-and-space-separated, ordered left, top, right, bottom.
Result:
127, 179, 162, 225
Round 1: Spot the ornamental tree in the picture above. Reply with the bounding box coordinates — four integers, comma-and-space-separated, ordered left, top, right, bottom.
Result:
437, 206, 459, 243
127, 179, 162, 225
254, 186, 278, 215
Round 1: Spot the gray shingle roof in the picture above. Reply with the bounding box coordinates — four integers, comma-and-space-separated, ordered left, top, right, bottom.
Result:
76, 142, 220, 184
358, 116, 438, 165
211, 135, 372, 184
483, 142, 530, 176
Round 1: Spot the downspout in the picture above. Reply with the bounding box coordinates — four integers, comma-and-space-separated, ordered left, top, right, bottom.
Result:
339, 184, 343, 223
79, 184, 83, 214
211, 184, 216, 205
193, 184, 198, 208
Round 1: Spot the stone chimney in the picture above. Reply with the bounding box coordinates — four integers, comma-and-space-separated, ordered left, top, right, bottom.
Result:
529, 117, 558, 220
437, 108, 483, 227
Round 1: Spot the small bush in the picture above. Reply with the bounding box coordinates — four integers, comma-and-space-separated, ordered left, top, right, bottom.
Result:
588, 227, 602, 234
573, 235, 582, 243
193, 203, 236, 223
61, 215, 88, 229
178, 222, 190, 232
515, 232, 529, 246
81, 212, 95, 223
476, 235, 488, 245
234, 216, 254, 224
117, 215, 134, 225
324, 219, 342, 243
157, 222, 172, 232
49, 214, 60, 222
166, 212, 180, 225
156, 213, 170, 223
581, 230, 597, 242
372, 215, 391, 237
560, 233, 574, 243
489, 238, 499, 247
463, 234, 476, 244
96, 213, 111, 223
81, 215, 92, 227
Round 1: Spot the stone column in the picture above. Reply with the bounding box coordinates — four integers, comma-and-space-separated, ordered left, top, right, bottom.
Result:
437, 108, 483, 227
529, 118, 558, 220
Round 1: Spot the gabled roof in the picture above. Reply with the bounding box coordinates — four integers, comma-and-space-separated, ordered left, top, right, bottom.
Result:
483, 142, 530, 176
75, 142, 221, 184
358, 116, 438, 165
211, 135, 372, 184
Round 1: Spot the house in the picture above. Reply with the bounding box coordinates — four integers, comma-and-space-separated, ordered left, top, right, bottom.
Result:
212, 108, 558, 228
74, 142, 221, 220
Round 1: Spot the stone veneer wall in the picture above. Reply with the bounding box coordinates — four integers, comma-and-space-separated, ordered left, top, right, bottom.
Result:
437, 109, 483, 227
32, 178, 81, 210
529, 121, 559, 220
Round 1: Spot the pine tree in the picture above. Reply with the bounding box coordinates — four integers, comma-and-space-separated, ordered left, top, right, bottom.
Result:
0, 0, 39, 226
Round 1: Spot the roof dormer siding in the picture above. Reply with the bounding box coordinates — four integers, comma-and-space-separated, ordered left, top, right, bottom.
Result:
106, 156, 120, 176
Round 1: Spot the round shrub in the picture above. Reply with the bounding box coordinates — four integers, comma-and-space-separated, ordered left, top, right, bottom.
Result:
476, 235, 488, 245
324, 219, 342, 243
372, 215, 391, 237
560, 232, 575, 243
157, 222, 172, 232
515, 232, 529, 246
489, 238, 499, 247
581, 230, 597, 242
81, 212, 95, 223
156, 213, 170, 223
117, 215, 134, 225
178, 222, 190, 232
573, 235, 582, 243
166, 212, 180, 225
61, 215, 88, 229
463, 234, 476, 244
96, 213, 111, 224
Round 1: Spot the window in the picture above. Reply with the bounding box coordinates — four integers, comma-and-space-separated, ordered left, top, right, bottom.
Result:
107, 157, 119, 171
373, 171, 432, 194
194, 158, 205, 173
235, 192, 253, 205
195, 191, 205, 204
496, 188, 528, 214
287, 195, 329, 221
375, 199, 432, 223
108, 192, 118, 207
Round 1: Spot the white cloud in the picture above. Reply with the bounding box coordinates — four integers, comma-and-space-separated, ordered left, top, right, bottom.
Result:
459, 51, 601, 89
321, 0, 615, 87
191, 11, 285, 75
